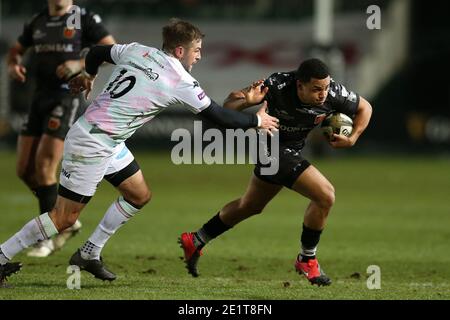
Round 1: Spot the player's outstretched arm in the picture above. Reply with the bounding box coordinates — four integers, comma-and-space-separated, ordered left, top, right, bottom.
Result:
224, 79, 268, 111
199, 100, 279, 132
330, 96, 372, 148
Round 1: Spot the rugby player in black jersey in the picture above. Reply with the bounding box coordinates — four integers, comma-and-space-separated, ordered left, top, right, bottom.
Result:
7, 0, 115, 257
180, 58, 372, 286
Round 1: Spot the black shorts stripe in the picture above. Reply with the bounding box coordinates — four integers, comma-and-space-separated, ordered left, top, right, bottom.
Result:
58, 185, 92, 204
104, 159, 140, 187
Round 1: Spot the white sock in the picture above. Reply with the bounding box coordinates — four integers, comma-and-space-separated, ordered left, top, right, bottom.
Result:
300, 246, 317, 260
0, 213, 58, 262
80, 197, 140, 260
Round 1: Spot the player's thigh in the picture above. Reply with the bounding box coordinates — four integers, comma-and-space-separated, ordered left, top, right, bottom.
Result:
291, 165, 334, 203
35, 134, 64, 167
103, 145, 150, 205
16, 135, 40, 176
240, 174, 282, 208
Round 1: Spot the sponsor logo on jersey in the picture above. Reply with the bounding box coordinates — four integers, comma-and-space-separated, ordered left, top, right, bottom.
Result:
61, 168, 71, 179
32, 29, 46, 40
348, 91, 357, 102
279, 124, 302, 132
143, 52, 165, 69
34, 43, 74, 53
341, 86, 349, 97
197, 91, 206, 100
129, 62, 159, 80
46, 21, 64, 27
193, 81, 199, 88
63, 27, 76, 39
277, 83, 287, 90
48, 117, 61, 130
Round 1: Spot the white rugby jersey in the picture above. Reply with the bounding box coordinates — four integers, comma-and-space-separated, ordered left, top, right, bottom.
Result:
83, 42, 211, 145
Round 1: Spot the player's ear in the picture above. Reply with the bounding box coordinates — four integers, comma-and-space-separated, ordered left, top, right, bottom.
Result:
173, 46, 184, 59
296, 80, 305, 91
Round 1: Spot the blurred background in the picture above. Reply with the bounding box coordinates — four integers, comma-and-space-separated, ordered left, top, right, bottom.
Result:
0, 0, 449, 155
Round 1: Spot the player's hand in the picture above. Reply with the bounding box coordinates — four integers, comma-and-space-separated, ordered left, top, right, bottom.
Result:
329, 133, 356, 148
56, 60, 84, 80
256, 101, 279, 136
242, 79, 268, 106
8, 63, 27, 83
69, 72, 95, 99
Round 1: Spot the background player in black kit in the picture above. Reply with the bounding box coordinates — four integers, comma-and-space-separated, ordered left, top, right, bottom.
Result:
7, 0, 115, 257
180, 58, 373, 286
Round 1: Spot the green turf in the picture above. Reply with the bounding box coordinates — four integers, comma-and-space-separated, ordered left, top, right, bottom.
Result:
0, 150, 449, 300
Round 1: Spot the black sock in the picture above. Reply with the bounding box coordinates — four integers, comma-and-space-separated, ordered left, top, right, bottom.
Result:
35, 184, 58, 214
195, 213, 232, 248
300, 224, 323, 261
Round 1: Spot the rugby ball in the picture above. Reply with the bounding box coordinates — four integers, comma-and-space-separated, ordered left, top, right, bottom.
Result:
321, 112, 353, 140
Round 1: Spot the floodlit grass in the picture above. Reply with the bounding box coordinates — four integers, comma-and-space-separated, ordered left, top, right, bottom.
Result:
0, 151, 449, 300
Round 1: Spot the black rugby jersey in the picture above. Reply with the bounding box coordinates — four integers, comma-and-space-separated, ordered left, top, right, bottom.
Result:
263, 71, 360, 149
17, 6, 109, 92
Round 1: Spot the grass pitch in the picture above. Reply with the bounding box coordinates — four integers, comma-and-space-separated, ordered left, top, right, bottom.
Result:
0, 150, 449, 300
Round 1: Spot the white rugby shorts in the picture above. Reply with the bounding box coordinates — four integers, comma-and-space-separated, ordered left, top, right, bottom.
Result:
59, 120, 134, 197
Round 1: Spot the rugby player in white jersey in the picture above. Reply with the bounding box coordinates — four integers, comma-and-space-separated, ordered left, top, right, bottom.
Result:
0, 19, 279, 283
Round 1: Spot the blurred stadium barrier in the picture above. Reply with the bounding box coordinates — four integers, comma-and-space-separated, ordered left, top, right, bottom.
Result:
0, 0, 448, 154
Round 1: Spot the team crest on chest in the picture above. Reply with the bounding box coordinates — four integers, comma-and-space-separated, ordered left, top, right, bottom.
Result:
63, 27, 76, 39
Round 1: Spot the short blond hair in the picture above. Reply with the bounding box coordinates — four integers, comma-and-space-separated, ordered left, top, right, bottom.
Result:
162, 18, 205, 51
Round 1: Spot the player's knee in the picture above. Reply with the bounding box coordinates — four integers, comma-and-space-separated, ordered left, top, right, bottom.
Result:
319, 184, 335, 209
128, 190, 152, 208
140, 190, 152, 206
35, 159, 53, 177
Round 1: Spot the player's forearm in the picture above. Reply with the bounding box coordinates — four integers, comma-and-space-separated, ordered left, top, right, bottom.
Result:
7, 43, 25, 66
85, 45, 114, 76
223, 91, 250, 111
200, 100, 259, 129
350, 97, 372, 143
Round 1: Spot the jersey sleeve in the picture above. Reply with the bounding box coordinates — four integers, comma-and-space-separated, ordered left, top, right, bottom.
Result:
81, 9, 110, 47
110, 43, 138, 64
262, 75, 276, 104
175, 77, 212, 114
262, 72, 294, 100
17, 19, 34, 48
328, 80, 360, 117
